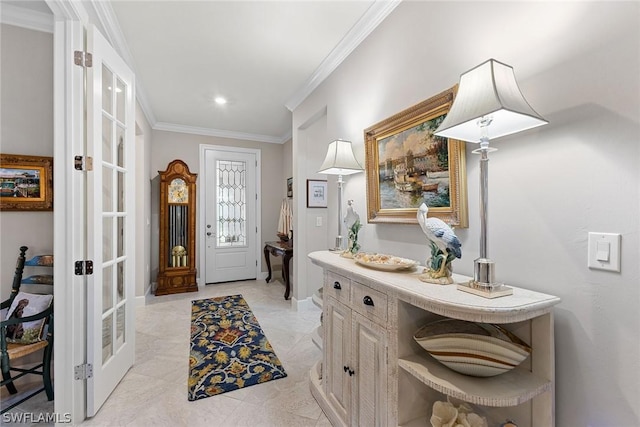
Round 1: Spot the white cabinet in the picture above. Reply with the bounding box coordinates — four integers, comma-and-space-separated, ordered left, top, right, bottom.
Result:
350, 309, 387, 427
308, 251, 560, 427
320, 271, 388, 427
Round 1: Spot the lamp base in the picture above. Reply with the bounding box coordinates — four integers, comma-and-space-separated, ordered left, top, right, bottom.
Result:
329, 236, 344, 253
457, 257, 513, 298
457, 281, 513, 299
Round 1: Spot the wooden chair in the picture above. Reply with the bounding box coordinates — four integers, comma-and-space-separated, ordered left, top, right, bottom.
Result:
1, 246, 54, 414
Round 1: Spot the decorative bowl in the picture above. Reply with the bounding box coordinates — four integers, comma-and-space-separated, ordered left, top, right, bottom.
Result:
413, 319, 531, 377
353, 252, 418, 271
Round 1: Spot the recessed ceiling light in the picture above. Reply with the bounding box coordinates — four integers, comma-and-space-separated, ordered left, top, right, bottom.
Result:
214, 97, 227, 105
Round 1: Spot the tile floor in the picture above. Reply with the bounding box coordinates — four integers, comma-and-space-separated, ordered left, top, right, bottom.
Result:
2, 279, 329, 426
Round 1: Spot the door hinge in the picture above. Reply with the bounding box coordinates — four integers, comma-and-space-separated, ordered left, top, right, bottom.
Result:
74, 155, 93, 171
74, 50, 93, 67
74, 363, 93, 380
75, 260, 94, 275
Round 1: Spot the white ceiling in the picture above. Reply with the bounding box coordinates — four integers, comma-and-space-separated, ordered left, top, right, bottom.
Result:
1, 0, 399, 143
112, 1, 384, 143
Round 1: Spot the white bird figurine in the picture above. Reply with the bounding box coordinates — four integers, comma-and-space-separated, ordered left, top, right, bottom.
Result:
344, 200, 360, 230
417, 203, 461, 259
343, 200, 362, 256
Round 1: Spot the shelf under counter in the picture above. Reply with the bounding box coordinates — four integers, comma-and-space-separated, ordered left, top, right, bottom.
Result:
398, 352, 551, 407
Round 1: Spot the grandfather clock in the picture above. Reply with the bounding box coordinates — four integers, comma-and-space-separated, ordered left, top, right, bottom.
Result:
156, 159, 198, 295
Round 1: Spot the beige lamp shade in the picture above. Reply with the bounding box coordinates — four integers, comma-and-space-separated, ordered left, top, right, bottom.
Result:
318, 139, 363, 175
435, 59, 547, 142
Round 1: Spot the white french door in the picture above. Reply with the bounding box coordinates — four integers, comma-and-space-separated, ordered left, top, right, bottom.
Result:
203, 147, 258, 283
85, 26, 136, 416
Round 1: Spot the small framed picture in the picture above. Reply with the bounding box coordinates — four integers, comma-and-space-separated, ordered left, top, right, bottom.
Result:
286, 177, 293, 198
307, 179, 327, 208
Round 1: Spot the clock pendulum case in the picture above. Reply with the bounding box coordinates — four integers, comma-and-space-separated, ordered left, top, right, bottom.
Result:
156, 159, 198, 295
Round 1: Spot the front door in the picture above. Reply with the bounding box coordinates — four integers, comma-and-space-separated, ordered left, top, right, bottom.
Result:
204, 147, 258, 283
86, 26, 136, 416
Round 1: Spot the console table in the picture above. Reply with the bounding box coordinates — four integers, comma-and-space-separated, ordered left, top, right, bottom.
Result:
308, 250, 561, 427
263, 241, 293, 300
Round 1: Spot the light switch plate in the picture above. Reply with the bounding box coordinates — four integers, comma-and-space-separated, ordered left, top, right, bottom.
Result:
588, 232, 621, 272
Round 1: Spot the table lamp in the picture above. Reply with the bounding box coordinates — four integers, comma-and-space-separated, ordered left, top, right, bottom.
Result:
435, 59, 547, 297
318, 139, 364, 251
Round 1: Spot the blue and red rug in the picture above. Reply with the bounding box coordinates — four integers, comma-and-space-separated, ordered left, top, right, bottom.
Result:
188, 294, 287, 401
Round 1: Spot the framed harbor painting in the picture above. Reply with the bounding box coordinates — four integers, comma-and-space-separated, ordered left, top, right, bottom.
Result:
364, 86, 468, 227
0, 154, 53, 211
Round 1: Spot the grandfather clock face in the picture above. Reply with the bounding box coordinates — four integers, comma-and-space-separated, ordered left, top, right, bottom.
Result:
168, 178, 188, 204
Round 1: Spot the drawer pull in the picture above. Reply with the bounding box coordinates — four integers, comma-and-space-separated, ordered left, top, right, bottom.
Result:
343, 365, 355, 376
333, 281, 342, 290
363, 295, 374, 306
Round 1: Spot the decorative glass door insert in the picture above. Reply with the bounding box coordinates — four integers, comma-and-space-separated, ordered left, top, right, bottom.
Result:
216, 160, 246, 247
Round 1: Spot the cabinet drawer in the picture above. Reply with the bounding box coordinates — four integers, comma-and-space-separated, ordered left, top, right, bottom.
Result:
351, 281, 387, 323
324, 271, 351, 304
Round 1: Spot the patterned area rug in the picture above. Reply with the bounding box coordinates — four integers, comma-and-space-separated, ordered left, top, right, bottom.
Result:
188, 294, 287, 401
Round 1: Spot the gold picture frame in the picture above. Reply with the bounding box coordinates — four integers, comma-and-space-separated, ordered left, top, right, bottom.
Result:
0, 154, 53, 211
364, 86, 468, 227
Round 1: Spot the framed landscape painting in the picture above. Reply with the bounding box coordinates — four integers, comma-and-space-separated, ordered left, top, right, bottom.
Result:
0, 154, 53, 211
364, 86, 468, 227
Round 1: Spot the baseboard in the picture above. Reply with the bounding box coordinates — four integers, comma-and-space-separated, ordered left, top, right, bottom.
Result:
136, 283, 154, 307
292, 296, 317, 311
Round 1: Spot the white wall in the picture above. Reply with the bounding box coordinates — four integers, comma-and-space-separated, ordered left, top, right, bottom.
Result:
293, 109, 330, 301
135, 102, 153, 298
0, 24, 53, 300
149, 130, 286, 282
293, 2, 639, 425
282, 137, 293, 192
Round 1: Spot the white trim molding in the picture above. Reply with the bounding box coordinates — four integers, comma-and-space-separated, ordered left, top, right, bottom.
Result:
284, 0, 401, 112
158, 122, 286, 144
1, 3, 54, 33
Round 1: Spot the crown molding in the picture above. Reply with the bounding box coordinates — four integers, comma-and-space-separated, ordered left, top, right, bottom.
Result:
86, 0, 394, 143
1, 3, 54, 33
154, 122, 287, 145
284, 0, 401, 112
46, 0, 88, 22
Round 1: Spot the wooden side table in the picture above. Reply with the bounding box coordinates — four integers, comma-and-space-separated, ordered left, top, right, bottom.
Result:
264, 241, 293, 300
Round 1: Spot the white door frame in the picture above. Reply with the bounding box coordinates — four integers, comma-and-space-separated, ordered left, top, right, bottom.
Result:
198, 144, 262, 286
49, 0, 89, 422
